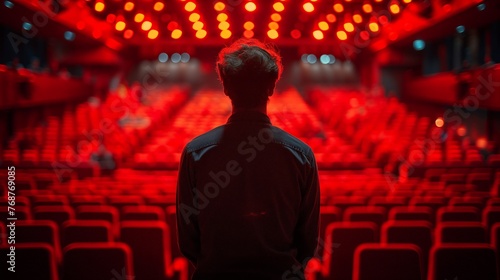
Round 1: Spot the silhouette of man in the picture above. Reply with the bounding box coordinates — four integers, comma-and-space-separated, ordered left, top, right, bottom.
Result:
176, 38, 320, 280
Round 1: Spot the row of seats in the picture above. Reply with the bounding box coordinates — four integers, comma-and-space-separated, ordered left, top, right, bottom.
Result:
307, 87, 500, 172
2, 219, 499, 280
134, 89, 371, 168
307, 222, 500, 280
1, 87, 188, 167
0, 220, 188, 280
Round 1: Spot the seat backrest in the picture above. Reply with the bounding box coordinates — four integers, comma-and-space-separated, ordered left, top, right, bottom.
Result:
343, 206, 386, 228
353, 243, 423, 280
34, 205, 75, 226
437, 206, 480, 222
17, 220, 61, 262
165, 205, 182, 259
388, 206, 433, 223
32, 195, 69, 207
322, 222, 378, 280
436, 222, 487, 243
121, 205, 165, 221
62, 220, 113, 247
120, 221, 171, 280
69, 195, 106, 207
63, 242, 134, 280
428, 244, 497, 280
317, 206, 341, 258
76, 205, 119, 224
483, 206, 500, 231
0, 243, 59, 280
409, 197, 447, 214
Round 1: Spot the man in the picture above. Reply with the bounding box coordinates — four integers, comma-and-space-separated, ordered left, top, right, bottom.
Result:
176, 38, 320, 280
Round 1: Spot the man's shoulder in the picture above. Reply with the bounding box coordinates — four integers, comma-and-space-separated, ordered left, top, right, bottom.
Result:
184, 125, 225, 153
269, 126, 314, 158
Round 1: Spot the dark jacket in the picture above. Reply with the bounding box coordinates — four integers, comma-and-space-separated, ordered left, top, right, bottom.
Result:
176, 111, 320, 280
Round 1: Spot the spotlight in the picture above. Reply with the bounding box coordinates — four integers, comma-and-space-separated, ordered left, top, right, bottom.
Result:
320, 54, 330, 64
158, 53, 168, 63
171, 53, 181, 63
64, 31, 75, 41
306, 54, 317, 64
413, 39, 425, 51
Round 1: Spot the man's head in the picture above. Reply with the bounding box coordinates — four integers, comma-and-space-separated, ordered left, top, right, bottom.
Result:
216, 38, 283, 109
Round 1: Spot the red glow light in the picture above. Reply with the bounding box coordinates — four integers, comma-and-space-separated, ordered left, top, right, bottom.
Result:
148, 29, 159, 39
94, 2, 105, 12
196, 29, 207, 39
313, 30, 324, 40
141, 21, 152, 31
115, 21, 126, 31
303, 2, 314, 13
333, 3, 344, 13
344, 22, 354, 32
390, 3, 400, 14
106, 14, 116, 23
124, 2, 134, 11
244, 30, 254, 38
291, 29, 301, 39
267, 29, 279, 39
363, 4, 372, 13
369, 22, 379, 32
154, 2, 164, 11
124, 29, 134, 39
337, 30, 347, 40
167, 21, 179, 31
245, 2, 257, 12
326, 14, 336, 23
273, 2, 285, 12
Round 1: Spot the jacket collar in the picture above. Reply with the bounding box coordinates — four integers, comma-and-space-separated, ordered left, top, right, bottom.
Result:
227, 111, 271, 125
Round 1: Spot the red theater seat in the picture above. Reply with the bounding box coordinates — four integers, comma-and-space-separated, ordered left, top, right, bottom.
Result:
388, 206, 433, 223
437, 206, 481, 222
0, 243, 59, 280
62, 242, 134, 280
436, 222, 487, 243
76, 205, 119, 224
108, 195, 144, 210
120, 221, 188, 280
34, 205, 75, 227
409, 197, 447, 214
310, 221, 378, 280
330, 196, 366, 212
16, 220, 61, 262
121, 205, 165, 221
32, 195, 69, 207
165, 205, 182, 259
448, 196, 484, 209
62, 220, 113, 247
343, 206, 386, 228
76, 205, 120, 237
483, 206, 500, 231
428, 244, 497, 280
69, 195, 106, 207
368, 196, 407, 210
381, 220, 433, 274
353, 243, 423, 280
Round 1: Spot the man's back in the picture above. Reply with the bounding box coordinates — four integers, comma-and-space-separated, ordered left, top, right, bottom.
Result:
177, 111, 320, 279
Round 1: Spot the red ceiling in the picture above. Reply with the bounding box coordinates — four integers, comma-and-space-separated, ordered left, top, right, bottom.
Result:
1, 0, 499, 59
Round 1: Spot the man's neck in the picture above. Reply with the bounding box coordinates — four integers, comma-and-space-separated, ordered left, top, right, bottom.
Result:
232, 105, 267, 115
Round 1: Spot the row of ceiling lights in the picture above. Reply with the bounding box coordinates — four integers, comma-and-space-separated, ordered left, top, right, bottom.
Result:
91, 0, 404, 41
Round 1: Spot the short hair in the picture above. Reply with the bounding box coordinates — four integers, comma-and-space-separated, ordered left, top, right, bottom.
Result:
216, 38, 283, 108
